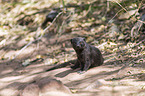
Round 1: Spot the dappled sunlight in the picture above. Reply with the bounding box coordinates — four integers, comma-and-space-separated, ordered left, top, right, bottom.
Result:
0, 89, 19, 96
0, 76, 25, 82
0, 0, 145, 96
1, 69, 13, 76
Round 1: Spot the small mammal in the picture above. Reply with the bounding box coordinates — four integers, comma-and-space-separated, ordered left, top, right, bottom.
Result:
41, 8, 61, 29
70, 37, 104, 73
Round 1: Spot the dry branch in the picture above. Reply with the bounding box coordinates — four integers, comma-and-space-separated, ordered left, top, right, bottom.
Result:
12, 12, 63, 60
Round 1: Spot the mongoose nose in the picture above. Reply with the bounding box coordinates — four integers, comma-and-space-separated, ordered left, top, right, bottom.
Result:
76, 45, 80, 48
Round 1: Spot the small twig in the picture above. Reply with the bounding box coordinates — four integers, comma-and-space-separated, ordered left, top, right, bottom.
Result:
108, 8, 123, 23
113, 0, 128, 13
12, 12, 63, 60
83, 5, 92, 17
134, 39, 145, 47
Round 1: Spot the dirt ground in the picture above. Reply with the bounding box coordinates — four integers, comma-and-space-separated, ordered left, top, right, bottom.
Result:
0, 59, 145, 96
0, 1, 145, 95
0, 30, 145, 96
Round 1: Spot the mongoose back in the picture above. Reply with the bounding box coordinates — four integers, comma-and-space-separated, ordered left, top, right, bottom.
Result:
70, 37, 104, 73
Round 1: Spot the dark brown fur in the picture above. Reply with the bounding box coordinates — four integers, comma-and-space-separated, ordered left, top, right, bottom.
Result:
70, 37, 104, 73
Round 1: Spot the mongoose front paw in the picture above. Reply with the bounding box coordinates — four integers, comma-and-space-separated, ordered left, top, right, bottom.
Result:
77, 70, 86, 74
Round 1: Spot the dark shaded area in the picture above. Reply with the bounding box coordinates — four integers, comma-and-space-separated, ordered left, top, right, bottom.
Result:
45, 59, 75, 71
41, 8, 61, 29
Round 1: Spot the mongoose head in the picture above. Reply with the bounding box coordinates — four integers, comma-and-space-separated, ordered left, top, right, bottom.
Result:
46, 10, 58, 21
70, 37, 86, 50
